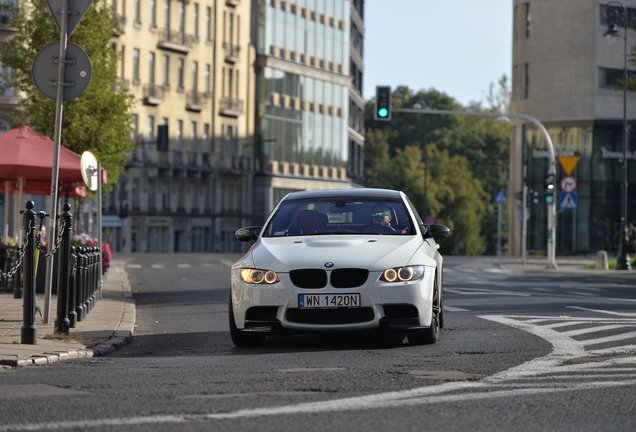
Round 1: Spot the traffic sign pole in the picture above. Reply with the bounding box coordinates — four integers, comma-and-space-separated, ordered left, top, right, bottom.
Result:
43, 0, 69, 324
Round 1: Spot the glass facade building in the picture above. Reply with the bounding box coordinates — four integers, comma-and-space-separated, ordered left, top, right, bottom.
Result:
523, 123, 635, 255
252, 0, 361, 223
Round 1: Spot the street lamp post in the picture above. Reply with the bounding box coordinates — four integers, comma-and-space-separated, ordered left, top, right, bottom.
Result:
604, 2, 632, 270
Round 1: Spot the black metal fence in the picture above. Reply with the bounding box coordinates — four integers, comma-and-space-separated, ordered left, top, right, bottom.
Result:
0, 201, 102, 344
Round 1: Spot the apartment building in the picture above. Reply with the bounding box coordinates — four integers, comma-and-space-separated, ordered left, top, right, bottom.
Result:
105, 0, 255, 253
251, 0, 363, 223
510, 0, 636, 256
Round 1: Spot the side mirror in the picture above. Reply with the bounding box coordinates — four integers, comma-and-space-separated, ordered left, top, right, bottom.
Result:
235, 226, 262, 242
421, 223, 450, 240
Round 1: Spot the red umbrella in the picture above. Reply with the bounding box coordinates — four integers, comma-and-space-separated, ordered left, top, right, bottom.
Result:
0, 125, 87, 195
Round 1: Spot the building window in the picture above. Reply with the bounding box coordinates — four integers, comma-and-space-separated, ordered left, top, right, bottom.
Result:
203, 123, 210, 153
132, 179, 139, 210
178, 0, 185, 33
192, 61, 198, 91
193, 3, 199, 39
150, 0, 157, 28
133, 48, 140, 84
164, 0, 170, 30
131, 114, 138, 142
521, 63, 530, 99
599, 67, 636, 89
206, 7, 212, 42
177, 58, 184, 91
176, 119, 183, 150
148, 180, 155, 210
205, 63, 211, 94
162, 54, 169, 88
524, 3, 530, 38
148, 115, 155, 142
134, 0, 141, 24
190, 121, 197, 152
162, 185, 169, 211
149, 51, 156, 84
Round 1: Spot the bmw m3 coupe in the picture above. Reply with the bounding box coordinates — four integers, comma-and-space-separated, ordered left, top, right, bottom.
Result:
230, 188, 450, 347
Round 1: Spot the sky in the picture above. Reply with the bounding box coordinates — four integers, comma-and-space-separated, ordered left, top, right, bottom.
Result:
363, 0, 513, 107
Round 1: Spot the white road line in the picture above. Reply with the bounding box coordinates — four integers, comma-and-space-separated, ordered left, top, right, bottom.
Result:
543, 321, 589, 329
126, 264, 142, 268
445, 288, 530, 297
566, 306, 636, 317
151, 264, 164, 269
579, 331, 636, 346
566, 292, 599, 297
588, 344, 636, 355
177, 264, 191, 268
562, 324, 630, 337
221, 259, 235, 267
3, 311, 636, 431
445, 306, 470, 312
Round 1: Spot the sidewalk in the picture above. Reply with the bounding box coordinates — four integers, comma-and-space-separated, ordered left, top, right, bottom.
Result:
0, 260, 135, 369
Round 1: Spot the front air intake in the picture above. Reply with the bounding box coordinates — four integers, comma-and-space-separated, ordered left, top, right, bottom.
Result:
290, 269, 328, 288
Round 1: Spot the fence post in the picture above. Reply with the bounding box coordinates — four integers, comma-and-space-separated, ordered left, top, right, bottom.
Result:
20, 201, 37, 345
69, 246, 77, 328
54, 203, 72, 335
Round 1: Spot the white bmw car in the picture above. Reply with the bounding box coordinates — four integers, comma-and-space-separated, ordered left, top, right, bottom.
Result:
230, 188, 450, 347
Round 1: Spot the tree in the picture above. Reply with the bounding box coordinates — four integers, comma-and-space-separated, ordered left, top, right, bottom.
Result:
0, 0, 135, 191
364, 83, 510, 255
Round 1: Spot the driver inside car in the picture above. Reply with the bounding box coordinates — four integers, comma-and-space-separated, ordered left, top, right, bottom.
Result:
371, 205, 393, 228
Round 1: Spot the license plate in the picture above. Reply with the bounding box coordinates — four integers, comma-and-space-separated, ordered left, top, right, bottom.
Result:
298, 294, 360, 309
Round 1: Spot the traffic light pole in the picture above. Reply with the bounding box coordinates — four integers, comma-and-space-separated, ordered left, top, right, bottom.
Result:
393, 108, 558, 269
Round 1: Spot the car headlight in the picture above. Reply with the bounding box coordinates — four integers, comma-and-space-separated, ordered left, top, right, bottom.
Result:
380, 265, 425, 282
240, 268, 280, 284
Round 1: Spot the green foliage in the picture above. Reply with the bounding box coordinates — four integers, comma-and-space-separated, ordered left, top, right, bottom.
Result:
364, 83, 511, 255
0, 0, 135, 191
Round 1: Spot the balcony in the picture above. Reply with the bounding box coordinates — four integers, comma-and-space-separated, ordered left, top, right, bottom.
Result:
218, 155, 254, 173
0, 7, 18, 33
157, 29, 194, 54
112, 15, 127, 36
219, 97, 243, 117
223, 42, 240, 63
112, 77, 130, 93
226, 0, 241, 6
0, 87, 19, 109
186, 91, 207, 112
143, 84, 165, 105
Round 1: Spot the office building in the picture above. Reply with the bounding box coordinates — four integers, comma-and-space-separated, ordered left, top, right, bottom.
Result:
510, 0, 636, 256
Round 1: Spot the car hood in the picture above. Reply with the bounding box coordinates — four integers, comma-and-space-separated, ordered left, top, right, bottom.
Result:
246, 235, 436, 272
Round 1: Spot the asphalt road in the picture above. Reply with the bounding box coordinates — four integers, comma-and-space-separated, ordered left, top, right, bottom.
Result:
0, 254, 635, 432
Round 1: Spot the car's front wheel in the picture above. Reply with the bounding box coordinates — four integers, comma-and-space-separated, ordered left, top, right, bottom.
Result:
228, 296, 266, 347
407, 276, 440, 345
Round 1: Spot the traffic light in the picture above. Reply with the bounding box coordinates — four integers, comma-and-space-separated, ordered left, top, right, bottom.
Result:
545, 173, 555, 204
374, 86, 392, 121
527, 189, 539, 206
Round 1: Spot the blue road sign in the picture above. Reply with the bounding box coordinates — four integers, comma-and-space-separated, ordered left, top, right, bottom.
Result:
560, 192, 577, 210
495, 191, 507, 204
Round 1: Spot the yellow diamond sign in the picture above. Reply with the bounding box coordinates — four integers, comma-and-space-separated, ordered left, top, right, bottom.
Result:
558, 156, 580, 176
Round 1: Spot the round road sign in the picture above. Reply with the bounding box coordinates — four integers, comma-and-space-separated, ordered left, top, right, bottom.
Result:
560, 176, 577, 193
32, 42, 92, 101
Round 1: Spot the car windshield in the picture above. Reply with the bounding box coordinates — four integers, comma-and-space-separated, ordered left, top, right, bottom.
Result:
262, 197, 415, 237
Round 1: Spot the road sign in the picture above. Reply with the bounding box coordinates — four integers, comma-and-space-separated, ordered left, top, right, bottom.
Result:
558, 156, 580, 176
560, 192, 577, 210
32, 42, 92, 101
560, 176, 577, 193
495, 191, 507, 204
45, 0, 95, 37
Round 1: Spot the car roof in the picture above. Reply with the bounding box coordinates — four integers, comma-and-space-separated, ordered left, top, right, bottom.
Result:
283, 188, 404, 201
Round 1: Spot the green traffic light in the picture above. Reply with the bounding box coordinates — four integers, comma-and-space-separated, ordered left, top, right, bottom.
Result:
546, 195, 553, 204
377, 108, 389, 118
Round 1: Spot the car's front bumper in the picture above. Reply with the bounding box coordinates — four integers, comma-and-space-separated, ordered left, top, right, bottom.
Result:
230, 267, 436, 333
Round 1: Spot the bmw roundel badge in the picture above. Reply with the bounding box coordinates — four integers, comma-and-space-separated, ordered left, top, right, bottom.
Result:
324, 262, 334, 268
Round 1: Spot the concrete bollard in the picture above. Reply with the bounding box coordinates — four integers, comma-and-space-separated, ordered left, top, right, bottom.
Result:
595, 250, 609, 271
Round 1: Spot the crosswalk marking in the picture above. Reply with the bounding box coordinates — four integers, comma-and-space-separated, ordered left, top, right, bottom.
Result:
562, 324, 629, 337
